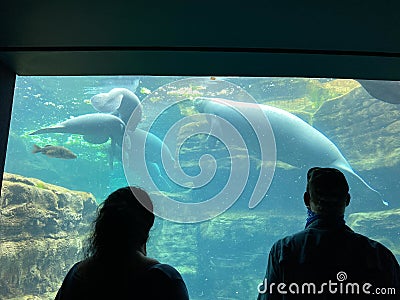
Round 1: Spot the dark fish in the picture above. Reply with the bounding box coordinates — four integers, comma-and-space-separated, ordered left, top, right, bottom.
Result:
32, 144, 77, 159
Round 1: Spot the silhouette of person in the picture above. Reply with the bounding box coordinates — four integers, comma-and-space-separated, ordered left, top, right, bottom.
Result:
257, 167, 400, 299
55, 186, 189, 300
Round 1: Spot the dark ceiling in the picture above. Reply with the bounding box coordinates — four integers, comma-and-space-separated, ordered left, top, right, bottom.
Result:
1, 1, 400, 78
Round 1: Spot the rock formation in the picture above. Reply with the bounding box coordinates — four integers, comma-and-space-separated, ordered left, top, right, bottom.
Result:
0, 173, 97, 299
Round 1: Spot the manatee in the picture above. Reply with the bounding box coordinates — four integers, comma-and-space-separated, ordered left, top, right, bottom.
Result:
357, 79, 400, 104
29, 113, 126, 167
90, 88, 143, 125
195, 97, 387, 207
123, 128, 175, 190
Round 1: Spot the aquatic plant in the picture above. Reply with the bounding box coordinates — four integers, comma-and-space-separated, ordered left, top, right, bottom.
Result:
262, 79, 360, 125
35, 181, 48, 190
178, 101, 198, 116
306, 79, 359, 110
166, 84, 206, 99
306, 80, 333, 109
139, 87, 152, 95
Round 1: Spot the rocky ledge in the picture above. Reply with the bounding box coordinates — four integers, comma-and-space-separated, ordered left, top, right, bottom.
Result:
0, 173, 97, 299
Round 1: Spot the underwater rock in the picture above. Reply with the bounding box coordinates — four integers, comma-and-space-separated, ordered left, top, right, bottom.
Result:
313, 87, 400, 171
148, 210, 304, 299
197, 211, 304, 299
150, 220, 198, 277
347, 208, 400, 262
0, 173, 97, 299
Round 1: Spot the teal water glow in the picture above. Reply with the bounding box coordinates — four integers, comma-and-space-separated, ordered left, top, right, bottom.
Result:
2, 76, 399, 299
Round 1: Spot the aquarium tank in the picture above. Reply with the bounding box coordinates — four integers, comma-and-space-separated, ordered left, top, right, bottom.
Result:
0, 76, 399, 299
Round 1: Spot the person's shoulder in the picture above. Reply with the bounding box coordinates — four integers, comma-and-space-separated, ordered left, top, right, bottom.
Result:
349, 230, 400, 269
146, 263, 185, 281
267, 230, 304, 256
274, 227, 308, 245
143, 263, 189, 299
352, 231, 397, 256
64, 261, 84, 278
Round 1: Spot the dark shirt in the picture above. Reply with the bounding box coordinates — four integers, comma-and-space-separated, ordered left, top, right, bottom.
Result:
55, 261, 189, 300
258, 218, 400, 299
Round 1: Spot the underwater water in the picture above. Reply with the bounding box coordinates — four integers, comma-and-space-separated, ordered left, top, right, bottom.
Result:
1, 76, 399, 299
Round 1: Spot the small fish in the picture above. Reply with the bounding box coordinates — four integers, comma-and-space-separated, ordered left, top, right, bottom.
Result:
32, 144, 77, 159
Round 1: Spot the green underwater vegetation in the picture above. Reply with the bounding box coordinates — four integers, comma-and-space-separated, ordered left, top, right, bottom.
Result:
34, 181, 48, 190
139, 87, 152, 95
166, 84, 206, 99
262, 79, 360, 124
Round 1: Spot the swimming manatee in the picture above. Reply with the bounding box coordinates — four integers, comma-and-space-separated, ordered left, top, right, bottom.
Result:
90, 88, 143, 125
194, 97, 387, 208
30, 113, 126, 167
357, 79, 400, 104
123, 128, 175, 190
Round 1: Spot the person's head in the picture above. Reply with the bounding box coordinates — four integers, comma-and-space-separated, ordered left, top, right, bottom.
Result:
85, 186, 155, 259
304, 167, 350, 216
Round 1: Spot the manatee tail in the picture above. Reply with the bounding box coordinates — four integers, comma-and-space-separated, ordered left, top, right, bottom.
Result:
334, 161, 388, 206
29, 126, 65, 135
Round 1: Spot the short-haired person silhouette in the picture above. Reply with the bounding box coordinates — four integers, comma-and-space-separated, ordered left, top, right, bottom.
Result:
257, 167, 400, 299
55, 186, 189, 300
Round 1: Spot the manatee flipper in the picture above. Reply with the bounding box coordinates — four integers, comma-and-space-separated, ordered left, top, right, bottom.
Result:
83, 134, 110, 144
